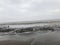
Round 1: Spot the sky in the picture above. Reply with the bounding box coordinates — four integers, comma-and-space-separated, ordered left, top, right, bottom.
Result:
0, 0, 60, 23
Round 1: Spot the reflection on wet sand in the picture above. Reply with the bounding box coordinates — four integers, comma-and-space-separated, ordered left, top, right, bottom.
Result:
0, 31, 60, 45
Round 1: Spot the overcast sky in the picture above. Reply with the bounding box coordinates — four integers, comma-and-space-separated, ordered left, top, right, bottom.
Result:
0, 0, 60, 23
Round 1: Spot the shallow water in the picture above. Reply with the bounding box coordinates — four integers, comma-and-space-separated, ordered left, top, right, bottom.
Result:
0, 31, 51, 41
0, 31, 60, 45
0, 31, 56, 41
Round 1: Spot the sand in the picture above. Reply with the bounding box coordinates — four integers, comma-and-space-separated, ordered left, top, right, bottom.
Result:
0, 38, 34, 45
0, 40, 31, 45
0, 40, 60, 45
0, 31, 60, 45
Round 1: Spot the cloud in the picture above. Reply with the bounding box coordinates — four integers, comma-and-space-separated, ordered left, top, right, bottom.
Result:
0, 0, 60, 23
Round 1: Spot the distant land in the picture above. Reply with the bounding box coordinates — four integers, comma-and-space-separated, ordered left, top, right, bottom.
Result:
0, 19, 60, 25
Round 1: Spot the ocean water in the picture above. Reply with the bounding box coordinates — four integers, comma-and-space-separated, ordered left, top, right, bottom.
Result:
0, 31, 51, 41
0, 31, 58, 41
8, 23, 50, 28
0, 23, 60, 45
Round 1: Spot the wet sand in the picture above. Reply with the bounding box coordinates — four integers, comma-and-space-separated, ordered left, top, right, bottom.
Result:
0, 40, 31, 45
0, 38, 60, 45
0, 31, 60, 45
0, 38, 34, 45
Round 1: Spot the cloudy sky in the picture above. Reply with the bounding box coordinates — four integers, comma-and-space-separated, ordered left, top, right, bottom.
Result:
0, 0, 60, 23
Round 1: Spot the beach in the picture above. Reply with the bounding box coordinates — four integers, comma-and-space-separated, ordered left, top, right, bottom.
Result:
0, 31, 60, 45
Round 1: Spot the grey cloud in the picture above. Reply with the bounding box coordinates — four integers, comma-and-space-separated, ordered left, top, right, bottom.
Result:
0, 0, 60, 23
29, 0, 60, 12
